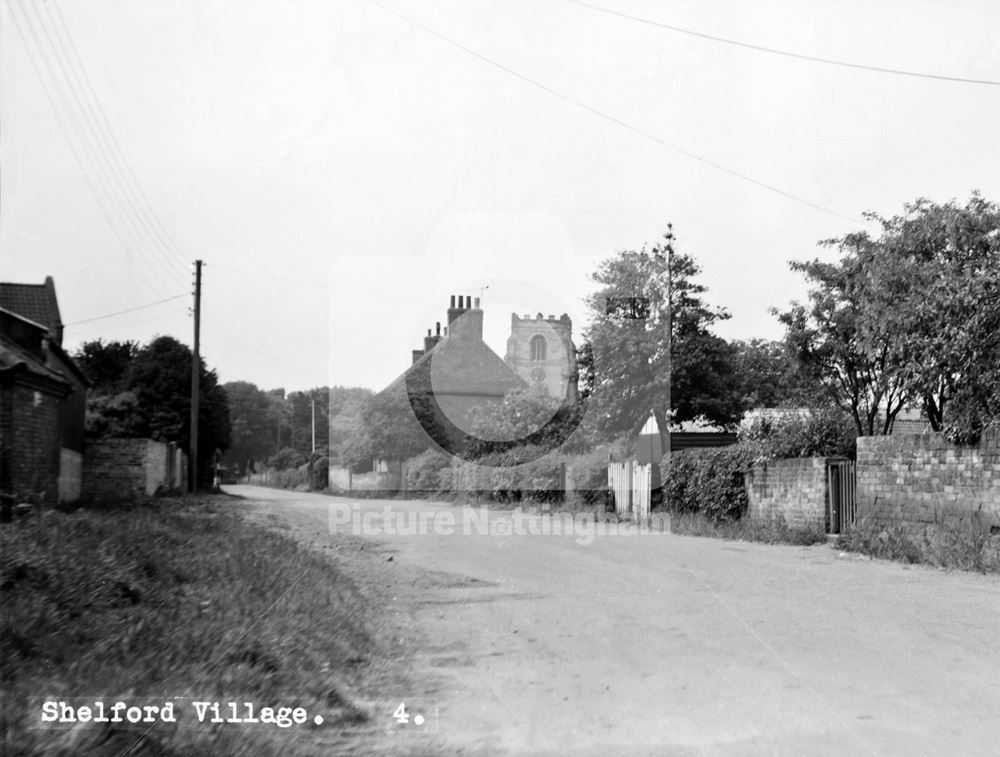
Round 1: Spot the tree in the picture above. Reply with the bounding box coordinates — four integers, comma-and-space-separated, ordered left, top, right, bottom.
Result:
846, 193, 1000, 442
731, 338, 826, 410
76, 336, 232, 487
75, 339, 139, 394
221, 381, 285, 473
583, 230, 743, 450
775, 253, 909, 437
780, 192, 1000, 442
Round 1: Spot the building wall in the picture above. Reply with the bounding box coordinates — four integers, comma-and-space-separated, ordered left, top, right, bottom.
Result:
58, 448, 82, 503
505, 313, 575, 400
0, 383, 63, 505
82, 438, 187, 501
745, 457, 830, 531
856, 431, 1000, 530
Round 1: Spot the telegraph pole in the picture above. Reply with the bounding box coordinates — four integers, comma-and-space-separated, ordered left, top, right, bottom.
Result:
190, 260, 202, 493
311, 397, 316, 453
663, 225, 673, 476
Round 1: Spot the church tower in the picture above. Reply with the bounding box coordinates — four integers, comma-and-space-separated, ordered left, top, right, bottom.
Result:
504, 313, 577, 401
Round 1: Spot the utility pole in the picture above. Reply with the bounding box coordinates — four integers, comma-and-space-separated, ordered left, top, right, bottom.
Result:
189, 260, 202, 493
311, 397, 316, 453
663, 225, 673, 477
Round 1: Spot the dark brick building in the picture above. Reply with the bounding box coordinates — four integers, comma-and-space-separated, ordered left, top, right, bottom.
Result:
0, 308, 72, 506
0, 277, 89, 502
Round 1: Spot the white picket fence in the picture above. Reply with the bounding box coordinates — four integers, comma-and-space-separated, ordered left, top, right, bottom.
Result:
608, 460, 652, 523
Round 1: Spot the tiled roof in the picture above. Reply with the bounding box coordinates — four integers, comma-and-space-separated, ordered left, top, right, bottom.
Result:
0, 277, 63, 343
0, 333, 71, 389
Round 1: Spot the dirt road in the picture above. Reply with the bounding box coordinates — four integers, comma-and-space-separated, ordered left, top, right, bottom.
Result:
227, 486, 1000, 756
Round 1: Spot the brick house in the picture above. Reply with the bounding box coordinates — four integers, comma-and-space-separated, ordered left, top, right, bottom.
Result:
0, 277, 90, 502
0, 308, 73, 506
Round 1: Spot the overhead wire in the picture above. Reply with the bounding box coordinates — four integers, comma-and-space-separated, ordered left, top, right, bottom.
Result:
366, 0, 862, 225
564, 0, 1000, 87
65, 293, 188, 326
22, 0, 186, 292
8, 2, 177, 301
46, 0, 193, 272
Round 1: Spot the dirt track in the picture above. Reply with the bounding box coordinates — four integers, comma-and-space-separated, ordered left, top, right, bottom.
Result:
228, 485, 1000, 756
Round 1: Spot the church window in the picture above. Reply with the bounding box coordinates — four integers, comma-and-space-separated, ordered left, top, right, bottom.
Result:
530, 334, 546, 361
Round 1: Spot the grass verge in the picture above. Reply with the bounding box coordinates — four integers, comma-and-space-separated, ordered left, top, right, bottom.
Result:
666, 511, 829, 546
836, 517, 1000, 573
1, 495, 377, 756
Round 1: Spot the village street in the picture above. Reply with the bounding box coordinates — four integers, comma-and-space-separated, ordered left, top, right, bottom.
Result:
228, 485, 1000, 756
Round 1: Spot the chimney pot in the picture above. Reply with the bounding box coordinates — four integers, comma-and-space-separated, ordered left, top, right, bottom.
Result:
458, 295, 464, 308
450, 295, 456, 307
427, 329, 432, 336
466, 294, 472, 308
474, 297, 480, 309
436, 321, 441, 335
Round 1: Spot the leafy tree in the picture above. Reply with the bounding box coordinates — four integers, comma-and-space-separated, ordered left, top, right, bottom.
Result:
845, 193, 1000, 442
125, 337, 232, 485
75, 339, 139, 394
731, 338, 826, 410
77, 336, 231, 487
583, 229, 743, 450
775, 252, 909, 436
468, 386, 569, 454
221, 381, 285, 473
779, 192, 1000, 442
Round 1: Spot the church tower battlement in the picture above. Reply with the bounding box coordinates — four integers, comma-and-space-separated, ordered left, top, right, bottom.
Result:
504, 312, 577, 401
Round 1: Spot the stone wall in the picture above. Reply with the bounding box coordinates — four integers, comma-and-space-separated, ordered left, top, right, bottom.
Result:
745, 457, 830, 531
856, 431, 1000, 529
83, 438, 187, 501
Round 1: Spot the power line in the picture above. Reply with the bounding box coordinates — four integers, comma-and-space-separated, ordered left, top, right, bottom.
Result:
22, 0, 186, 292
65, 293, 188, 326
366, 0, 861, 224
30, 0, 191, 283
8, 3, 177, 301
564, 0, 1000, 87
46, 0, 192, 272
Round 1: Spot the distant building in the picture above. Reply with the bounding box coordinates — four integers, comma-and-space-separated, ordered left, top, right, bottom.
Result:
378, 295, 578, 460
504, 312, 576, 400
0, 277, 90, 502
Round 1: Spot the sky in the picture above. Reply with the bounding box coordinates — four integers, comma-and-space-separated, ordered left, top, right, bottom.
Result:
2, 0, 998, 393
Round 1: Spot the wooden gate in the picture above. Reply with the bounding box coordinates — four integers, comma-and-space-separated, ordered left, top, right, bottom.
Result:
827, 459, 856, 534
608, 460, 652, 522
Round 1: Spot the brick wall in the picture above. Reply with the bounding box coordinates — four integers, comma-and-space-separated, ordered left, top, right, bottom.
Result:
83, 438, 188, 501
746, 457, 830, 531
856, 431, 1000, 529
0, 384, 63, 505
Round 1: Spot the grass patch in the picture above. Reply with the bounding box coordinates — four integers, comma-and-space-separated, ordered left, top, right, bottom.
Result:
1, 496, 376, 756
667, 511, 829, 546
837, 517, 1000, 573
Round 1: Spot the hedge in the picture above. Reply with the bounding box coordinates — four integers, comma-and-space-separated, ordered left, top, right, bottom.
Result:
661, 444, 758, 522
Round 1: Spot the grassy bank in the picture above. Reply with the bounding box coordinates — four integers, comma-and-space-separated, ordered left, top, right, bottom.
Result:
837, 517, 1000, 573
1, 495, 376, 756
665, 511, 829, 546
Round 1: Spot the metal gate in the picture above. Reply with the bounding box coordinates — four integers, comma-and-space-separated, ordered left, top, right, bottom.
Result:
608, 460, 652, 523
827, 460, 856, 534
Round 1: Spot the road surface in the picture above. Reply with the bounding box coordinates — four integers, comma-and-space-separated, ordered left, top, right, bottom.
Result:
227, 485, 1000, 756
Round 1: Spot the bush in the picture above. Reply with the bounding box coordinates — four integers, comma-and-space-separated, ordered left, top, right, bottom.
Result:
740, 407, 856, 460
267, 446, 308, 471
838, 516, 1000, 572
404, 449, 453, 492
662, 444, 758, 522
